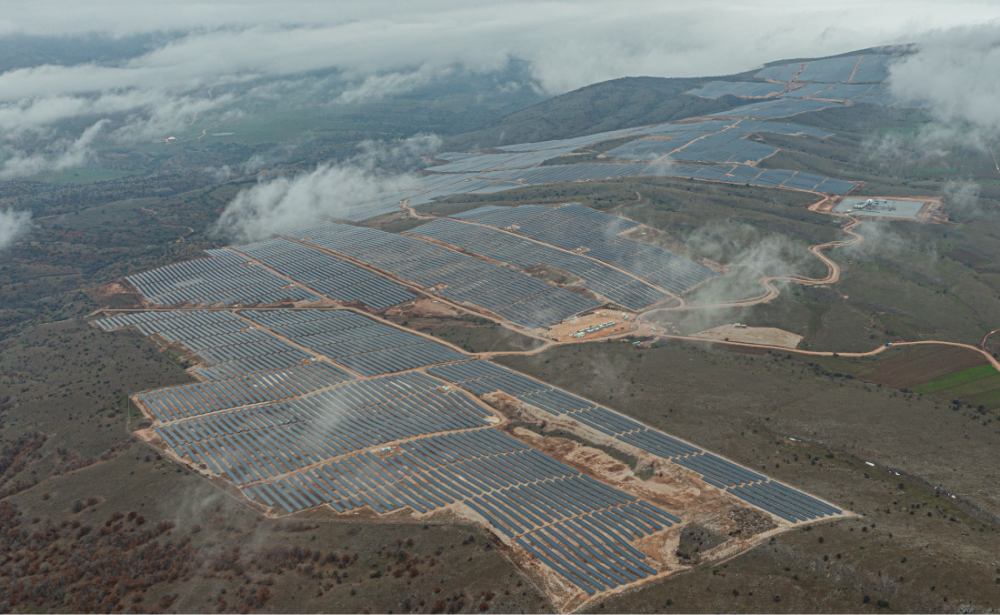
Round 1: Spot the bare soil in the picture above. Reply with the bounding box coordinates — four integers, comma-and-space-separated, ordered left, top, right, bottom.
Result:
693, 325, 804, 349
858, 345, 988, 389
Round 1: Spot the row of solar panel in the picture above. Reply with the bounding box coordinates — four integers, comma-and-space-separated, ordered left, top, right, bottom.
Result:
241, 309, 468, 376
312, 171, 488, 223
429, 147, 579, 174
139, 361, 355, 421
234, 238, 416, 310
625, 132, 779, 165
710, 97, 843, 120
277, 221, 600, 328
727, 481, 841, 524
426, 360, 699, 456
495, 128, 636, 153
409, 218, 668, 310
114, 309, 837, 591
97, 310, 326, 383
452, 204, 718, 294
754, 63, 802, 82
95, 309, 244, 332
125, 248, 321, 307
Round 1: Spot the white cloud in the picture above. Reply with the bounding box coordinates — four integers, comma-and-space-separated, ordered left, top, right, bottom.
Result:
0, 208, 32, 250
0, 119, 107, 179
213, 134, 440, 241
0, 1, 997, 164
337, 65, 450, 104
889, 23, 1000, 144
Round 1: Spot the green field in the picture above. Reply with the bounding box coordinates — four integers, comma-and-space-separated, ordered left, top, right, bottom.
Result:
913, 364, 1000, 394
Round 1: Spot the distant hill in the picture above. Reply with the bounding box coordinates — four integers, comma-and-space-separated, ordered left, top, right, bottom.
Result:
444, 74, 756, 150
444, 47, 909, 151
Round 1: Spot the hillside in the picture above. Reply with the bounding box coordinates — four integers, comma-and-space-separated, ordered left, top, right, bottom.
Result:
444, 74, 756, 150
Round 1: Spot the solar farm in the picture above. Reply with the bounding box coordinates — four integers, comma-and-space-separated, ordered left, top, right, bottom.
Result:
94, 300, 846, 607
82, 50, 947, 609
688, 53, 919, 119
311, 54, 926, 223
317, 91, 878, 222
92, 196, 858, 607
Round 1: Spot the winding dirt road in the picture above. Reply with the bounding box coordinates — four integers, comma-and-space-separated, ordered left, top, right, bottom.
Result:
474, 209, 999, 373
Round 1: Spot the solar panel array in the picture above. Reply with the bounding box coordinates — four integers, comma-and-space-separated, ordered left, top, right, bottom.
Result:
241, 426, 679, 594
233, 238, 415, 310
754, 54, 892, 84
409, 218, 668, 310
154, 371, 491, 485
709, 98, 843, 119
429, 149, 579, 174
688, 56, 904, 110
608, 132, 777, 164
102, 302, 844, 595
125, 248, 320, 307
105, 311, 692, 595
754, 63, 803, 82
279, 221, 599, 328
139, 361, 355, 421
686, 81, 787, 99
415, 150, 855, 198
96, 310, 322, 381
425, 359, 841, 526
797, 55, 859, 83
242, 310, 468, 377
452, 203, 717, 294
494, 129, 636, 153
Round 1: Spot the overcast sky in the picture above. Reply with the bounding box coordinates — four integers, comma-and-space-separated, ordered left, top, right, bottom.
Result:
0, 0, 999, 179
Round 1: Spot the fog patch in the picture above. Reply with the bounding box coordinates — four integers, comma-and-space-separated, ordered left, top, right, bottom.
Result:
213, 134, 440, 242
337, 66, 450, 104
942, 179, 983, 220
669, 221, 813, 333
0, 119, 107, 180
0, 208, 33, 251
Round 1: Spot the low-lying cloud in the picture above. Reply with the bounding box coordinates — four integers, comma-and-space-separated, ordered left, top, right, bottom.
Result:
0, 208, 33, 251
889, 25, 1000, 141
0, 119, 107, 179
0, 2, 997, 180
213, 135, 440, 242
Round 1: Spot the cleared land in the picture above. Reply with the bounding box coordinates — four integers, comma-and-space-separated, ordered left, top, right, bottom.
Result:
692, 325, 803, 349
